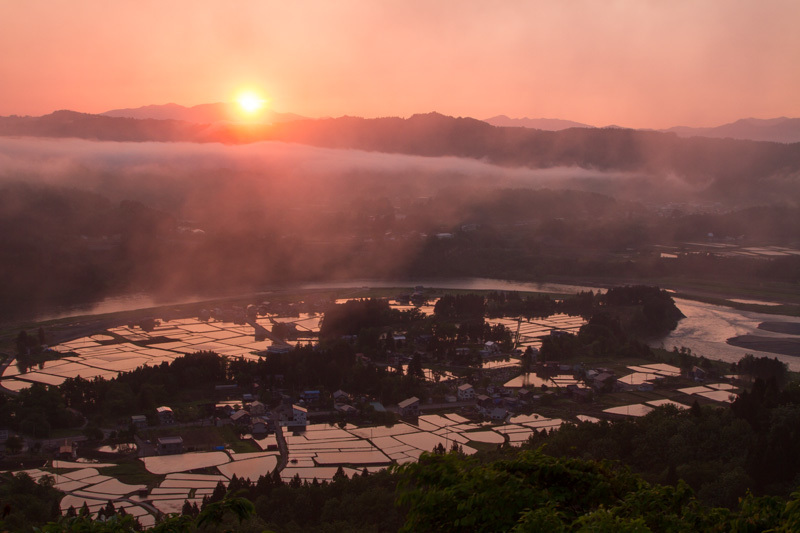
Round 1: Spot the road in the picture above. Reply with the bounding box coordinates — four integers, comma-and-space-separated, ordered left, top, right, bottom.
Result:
271, 411, 289, 474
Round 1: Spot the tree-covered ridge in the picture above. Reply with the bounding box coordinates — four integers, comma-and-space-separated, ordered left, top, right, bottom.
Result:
484, 286, 683, 338
0, 471, 62, 532
395, 449, 726, 532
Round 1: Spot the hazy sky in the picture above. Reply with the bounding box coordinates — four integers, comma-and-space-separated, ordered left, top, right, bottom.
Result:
1, 0, 798, 128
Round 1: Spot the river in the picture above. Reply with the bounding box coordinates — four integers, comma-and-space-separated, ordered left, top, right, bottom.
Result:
29, 278, 800, 370
31, 278, 602, 322
653, 298, 800, 371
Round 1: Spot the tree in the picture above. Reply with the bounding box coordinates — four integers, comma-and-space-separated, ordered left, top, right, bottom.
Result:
4, 435, 23, 454
407, 353, 424, 381
197, 495, 255, 529
181, 500, 194, 516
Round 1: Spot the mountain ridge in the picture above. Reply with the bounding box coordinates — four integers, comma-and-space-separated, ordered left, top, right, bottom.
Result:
483, 114, 800, 143
664, 117, 800, 143
101, 102, 307, 125
483, 115, 595, 130
1, 110, 798, 194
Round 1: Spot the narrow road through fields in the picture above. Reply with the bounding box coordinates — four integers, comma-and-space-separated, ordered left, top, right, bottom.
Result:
271, 411, 289, 474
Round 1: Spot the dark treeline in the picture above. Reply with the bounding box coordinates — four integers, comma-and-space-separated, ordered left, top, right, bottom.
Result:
40, 346, 427, 426
59, 351, 227, 416
523, 375, 800, 508
538, 312, 658, 363
319, 299, 406, 339
0, 382, 82, 439
433, 294, 486, 319
198, 468, 403, 532
0, 352, 227, 436
488, 286, 683, 342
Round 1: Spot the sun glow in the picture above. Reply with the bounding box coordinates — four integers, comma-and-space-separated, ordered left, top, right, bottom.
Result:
236, 91, 267, 115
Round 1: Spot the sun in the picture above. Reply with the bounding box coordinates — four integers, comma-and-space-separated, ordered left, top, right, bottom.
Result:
236, 91, 267, 115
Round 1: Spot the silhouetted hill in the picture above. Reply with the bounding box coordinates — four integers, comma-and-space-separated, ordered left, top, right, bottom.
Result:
102, 102, 306, 124
665, 117, 800, 143
0, 110, 208, 142
249, 112, 800, 186
483, 115, 594, 130
2, 111, 799, 201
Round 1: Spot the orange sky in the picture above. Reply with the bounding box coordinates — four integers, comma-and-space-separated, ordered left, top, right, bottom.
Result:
1, 0, 798, 129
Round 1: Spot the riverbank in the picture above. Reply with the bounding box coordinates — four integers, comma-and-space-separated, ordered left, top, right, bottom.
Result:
725, 320, 800, 357
727, 335, 800, 357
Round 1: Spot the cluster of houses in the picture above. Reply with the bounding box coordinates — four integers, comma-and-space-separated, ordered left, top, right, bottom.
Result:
129, 406, 187, 456
129, 397, 300, 456
393, 362, 631, 424
216, 398, 273, 437
122, 356, 702, 459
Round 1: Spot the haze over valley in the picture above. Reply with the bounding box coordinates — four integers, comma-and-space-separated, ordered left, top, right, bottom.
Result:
1, 109, 799, 318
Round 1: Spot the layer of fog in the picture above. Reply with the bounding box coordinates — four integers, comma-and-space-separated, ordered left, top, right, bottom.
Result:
0, 137, 793, 321
0, 137, 696, 214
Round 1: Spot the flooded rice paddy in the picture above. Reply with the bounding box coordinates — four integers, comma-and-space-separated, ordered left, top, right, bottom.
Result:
1, 300, 591, 391
29, 413, 570, 524
1, 313, 321, 389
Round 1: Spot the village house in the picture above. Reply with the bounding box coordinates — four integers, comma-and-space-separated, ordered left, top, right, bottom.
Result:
248, 400, 267, 416
131, 415, 147, 429
332, 390, 350, 403
157, 406, 175, 425
490, 407, 508, 422
157, 436, 184, 455
214, 384, 239, 400
517, 388, 533, 404
476, 394, 493, 410
591, 373, 617, 393
230, 409, 251, 426
480, 341, 501, 359
58, 442, 77, 460
566, 384, 592, 403
335, 404, 358, 416
290, 404, 308, 427
250, 417, 269, 436
689, 366, 709, 382
301, 390, 321, 406
457, 383, 475, 401
266, 345, 291, 355
398, 397, 420, 418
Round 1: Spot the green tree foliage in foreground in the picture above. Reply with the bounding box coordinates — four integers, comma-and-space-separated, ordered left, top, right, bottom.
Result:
20, 448, 800, 532
394, 449, 800, 533
0, 472, 62, 531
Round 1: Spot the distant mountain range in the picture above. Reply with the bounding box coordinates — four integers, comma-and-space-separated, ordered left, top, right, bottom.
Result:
663, 117, 800, 144
102, 102, 306, 125
483, 115, 800, 144
2, 110, 799, 195
96, 105, 800, 143
483, 115, 594, 131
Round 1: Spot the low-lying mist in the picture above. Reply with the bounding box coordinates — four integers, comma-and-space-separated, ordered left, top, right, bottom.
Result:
0, 137, 797, 320
0, 137, 662, 207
